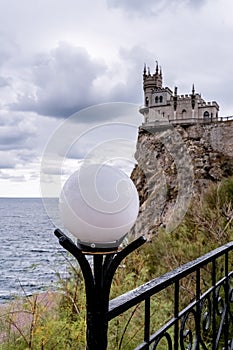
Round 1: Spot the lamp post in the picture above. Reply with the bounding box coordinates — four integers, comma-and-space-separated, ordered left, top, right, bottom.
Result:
54, 164, 146, 350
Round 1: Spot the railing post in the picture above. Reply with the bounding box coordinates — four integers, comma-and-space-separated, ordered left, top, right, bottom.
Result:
195, 268, 201, 350
224, 252, 229, 350
174, 281, 179, 350
212, 259, 217, 350
144, 298, 150, 350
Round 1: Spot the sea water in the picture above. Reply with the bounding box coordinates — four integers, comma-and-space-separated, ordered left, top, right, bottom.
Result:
0, 198, 71, 304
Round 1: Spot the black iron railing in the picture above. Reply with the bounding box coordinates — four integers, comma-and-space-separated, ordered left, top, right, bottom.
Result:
108, 242, 233, 349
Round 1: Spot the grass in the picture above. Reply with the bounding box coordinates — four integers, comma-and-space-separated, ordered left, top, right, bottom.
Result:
0, 177, 233, 349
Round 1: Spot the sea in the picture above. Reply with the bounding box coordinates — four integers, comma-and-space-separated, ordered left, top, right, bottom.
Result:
0, 198, 72, 304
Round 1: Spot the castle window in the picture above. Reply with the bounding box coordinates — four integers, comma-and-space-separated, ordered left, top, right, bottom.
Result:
159, 96, 163, 103
155, 96, 158, 103
182, 109, 187, 119
145, 97, 149, 107
203, 111, 210, 118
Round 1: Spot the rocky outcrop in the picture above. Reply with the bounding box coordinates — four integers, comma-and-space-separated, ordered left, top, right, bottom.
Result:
130, 121, 233, 239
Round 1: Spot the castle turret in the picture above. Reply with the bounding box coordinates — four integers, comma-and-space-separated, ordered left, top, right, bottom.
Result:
143, 60, 164, 108
143, 61, 163, 91
154, 61, 162, 88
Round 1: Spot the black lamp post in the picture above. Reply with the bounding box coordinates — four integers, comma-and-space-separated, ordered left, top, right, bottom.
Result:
55, 164, 145, 349
54, 228, 146, 350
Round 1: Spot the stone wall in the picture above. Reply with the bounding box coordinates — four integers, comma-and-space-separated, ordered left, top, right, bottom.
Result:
130, 120, 233, 239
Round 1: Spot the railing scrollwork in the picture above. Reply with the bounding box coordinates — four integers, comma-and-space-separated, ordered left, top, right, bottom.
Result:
151, 332, 173, 350
108, 242, 233, 349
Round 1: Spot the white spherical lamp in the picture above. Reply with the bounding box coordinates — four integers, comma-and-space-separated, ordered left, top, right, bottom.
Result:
59, 164, 139, 252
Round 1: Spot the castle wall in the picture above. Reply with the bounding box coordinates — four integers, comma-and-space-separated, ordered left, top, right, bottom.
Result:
198, 104, 219, 119
175, 97, 197, 119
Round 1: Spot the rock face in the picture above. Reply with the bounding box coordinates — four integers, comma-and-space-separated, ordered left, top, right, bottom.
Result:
130, 121, 233, 239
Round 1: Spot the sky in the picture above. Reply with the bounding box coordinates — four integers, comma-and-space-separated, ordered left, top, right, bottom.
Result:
1, 0, 233, 197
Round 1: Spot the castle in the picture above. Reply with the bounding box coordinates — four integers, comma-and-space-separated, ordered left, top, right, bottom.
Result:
132, 62, 233, 237
139, 61, 219, 124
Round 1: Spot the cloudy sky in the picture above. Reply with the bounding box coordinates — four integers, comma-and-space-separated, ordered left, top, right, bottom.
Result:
0, 0, 233, 197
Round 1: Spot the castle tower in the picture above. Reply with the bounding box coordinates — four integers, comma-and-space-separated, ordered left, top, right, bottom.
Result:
143, 61, 163, 107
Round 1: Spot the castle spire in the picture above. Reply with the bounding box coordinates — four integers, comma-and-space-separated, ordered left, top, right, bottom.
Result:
159, 66, 162, 77
191, 84, 195, 110
155, 60, 159, 74
192, 84, 195, 95
174, 86, 178, 112
143, 63, 147, 75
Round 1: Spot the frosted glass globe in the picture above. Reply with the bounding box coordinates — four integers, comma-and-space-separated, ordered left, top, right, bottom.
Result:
59, 164, 139, 247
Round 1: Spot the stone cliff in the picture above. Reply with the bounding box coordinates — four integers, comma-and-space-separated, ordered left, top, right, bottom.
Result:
130, 120, 233, 239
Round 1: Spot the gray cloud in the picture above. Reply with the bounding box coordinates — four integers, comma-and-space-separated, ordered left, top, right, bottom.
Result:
0, 110, 43, 173
9, 43, 150, 120
0, 127, 31, 150
0, 76, 9, 87
107, 0, 206, 15
18, 150, 38, 163
65, 119, 139, 160
0, 170, 26, 181
0, 151, 20, 169
0, 33, 18, 67
11, 43, 108, 118
0, 148, 38, 170
0, 116, 36, 151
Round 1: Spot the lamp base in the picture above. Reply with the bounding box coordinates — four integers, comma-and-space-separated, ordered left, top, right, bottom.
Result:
77, 236, 127, 254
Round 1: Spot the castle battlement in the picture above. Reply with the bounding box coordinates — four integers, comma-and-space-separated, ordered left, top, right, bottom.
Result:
177, 95, 192, 100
